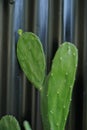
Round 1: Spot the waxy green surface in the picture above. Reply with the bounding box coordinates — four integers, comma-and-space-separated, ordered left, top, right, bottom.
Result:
23, 121, 32, 130
41, 74, 50, 130
17, 31, 46, 90
47, 42, 78, 130
17, 30, 78, 130
0, 115, 21, 130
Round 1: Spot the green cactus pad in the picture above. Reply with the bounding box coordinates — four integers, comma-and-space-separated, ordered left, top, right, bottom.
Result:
23, 121, 32, 130
41, 74, 50, 130
0, 115, 21, 130
47, 42, 78, 130
17, 30, 46, 90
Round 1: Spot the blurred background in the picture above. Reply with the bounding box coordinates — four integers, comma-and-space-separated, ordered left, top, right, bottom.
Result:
0, 0, 87, 130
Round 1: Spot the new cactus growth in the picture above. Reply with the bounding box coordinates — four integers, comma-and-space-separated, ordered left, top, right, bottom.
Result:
0, 115, 32, 130
0, 29, 78, 130
0, 115, 21, 130
23, 121, 32, 130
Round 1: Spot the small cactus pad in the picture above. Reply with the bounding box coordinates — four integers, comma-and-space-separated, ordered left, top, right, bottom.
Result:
23, 121, 32, 130
47, 42, 78, 130
17, 30, 46, 90
0, 115, 21, 130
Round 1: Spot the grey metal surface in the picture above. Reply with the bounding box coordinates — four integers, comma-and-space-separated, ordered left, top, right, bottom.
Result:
0, 0, 3, 115
0, 0, 86, 130
83, 0, 87, 130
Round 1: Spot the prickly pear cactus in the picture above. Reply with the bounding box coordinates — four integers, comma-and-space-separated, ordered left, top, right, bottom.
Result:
17, 30, 78, 130
0, 115, 21, 130
17, 29, 46, 90
47, 42, 78, 130
41, 43, 78, 130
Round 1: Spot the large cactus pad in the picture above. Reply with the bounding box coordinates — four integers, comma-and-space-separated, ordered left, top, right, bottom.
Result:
47, 42, 78, 130
17, 30, 46, 90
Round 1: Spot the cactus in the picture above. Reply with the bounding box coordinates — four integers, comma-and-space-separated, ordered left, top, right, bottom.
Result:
0, 30, 78, 130
47, 43, 78, 130
17, 29, 46, 90
0, 115, 21, 130
0, 115, 32, 130
41, 43, 78, 130
17, 30, 78, 130
23, 121, 32, 130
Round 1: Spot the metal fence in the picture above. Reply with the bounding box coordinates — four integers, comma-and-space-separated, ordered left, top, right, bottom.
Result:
0, 0, 87, 130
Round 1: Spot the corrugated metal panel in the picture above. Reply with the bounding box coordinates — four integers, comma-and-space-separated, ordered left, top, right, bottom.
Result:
83, 0, 87, 130
64, 1, 84, 130
0, 0, 86, 130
